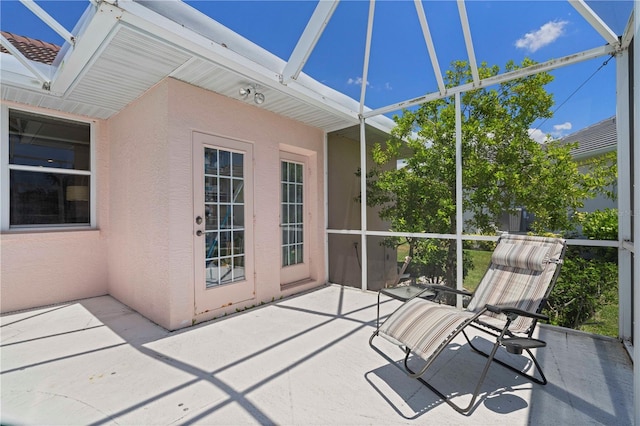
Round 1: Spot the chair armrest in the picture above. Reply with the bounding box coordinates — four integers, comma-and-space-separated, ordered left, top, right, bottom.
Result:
485, 304, 549, 321
427, 284, 472, 297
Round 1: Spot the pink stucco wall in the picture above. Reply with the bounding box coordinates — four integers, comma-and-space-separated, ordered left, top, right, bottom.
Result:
107, 78, 326, 330
1, 81, 326, 328
0, 103, 109, 312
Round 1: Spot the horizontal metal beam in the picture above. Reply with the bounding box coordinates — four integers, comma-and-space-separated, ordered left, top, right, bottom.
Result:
363, 43, 617, 118
326, 229, 620, 247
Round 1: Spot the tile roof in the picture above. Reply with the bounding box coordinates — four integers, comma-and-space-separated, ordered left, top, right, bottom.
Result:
560, 116, 617, 159
0, 31, 60, 65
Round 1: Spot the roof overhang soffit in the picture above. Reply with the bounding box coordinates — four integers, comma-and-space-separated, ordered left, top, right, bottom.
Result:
113, 0, 362, 125
49, 2, 122, 95
2, 0, 365, 127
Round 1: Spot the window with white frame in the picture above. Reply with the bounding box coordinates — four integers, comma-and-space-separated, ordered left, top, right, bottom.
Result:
5, 109, 92, 228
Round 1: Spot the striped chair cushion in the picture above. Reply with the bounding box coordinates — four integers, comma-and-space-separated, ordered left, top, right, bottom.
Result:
468, 235, 565, 333
379, 298, 474, 361
466, 266, 546, 333
491, 242, 550, 271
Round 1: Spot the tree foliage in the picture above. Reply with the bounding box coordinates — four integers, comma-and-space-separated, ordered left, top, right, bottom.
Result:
364, 59, 617, 287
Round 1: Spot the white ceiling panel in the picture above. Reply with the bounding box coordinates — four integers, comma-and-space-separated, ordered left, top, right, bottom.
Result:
170, 56, 354, 131
65, 27, 191, 112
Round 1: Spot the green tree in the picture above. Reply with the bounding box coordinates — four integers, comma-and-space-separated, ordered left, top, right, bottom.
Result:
366, 59, 616, 288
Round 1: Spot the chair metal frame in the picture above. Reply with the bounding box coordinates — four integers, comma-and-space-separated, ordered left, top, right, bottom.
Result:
369, 236, 566, 415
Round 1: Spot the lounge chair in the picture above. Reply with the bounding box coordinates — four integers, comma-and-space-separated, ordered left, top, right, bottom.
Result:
375, 256, 437, 329
369, 234, 566, 414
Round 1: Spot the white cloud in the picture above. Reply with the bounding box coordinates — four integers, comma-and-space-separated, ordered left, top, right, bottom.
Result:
347, 76, 369, 86
549, 121, 572, 139
384, 82, 393, 90
553, 122, 572, 132
529, 122, 572, 143
515, 20, 568, 53
528, 128, 551, 143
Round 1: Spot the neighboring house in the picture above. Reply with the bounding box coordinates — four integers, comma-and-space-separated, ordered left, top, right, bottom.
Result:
0, 2, 395, 330
497, 116, 618, 233
561, 116, 618, 214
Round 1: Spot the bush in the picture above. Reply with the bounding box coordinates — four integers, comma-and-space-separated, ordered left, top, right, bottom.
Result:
544, 209, 618, 330
545, 253, 617, 328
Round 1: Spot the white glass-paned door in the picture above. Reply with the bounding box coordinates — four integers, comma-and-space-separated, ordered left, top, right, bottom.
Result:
280, 151, 310, 285
193, 132, 254, 317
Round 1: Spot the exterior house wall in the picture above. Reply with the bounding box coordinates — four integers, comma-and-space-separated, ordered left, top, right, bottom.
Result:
107, 80, 173, 326
0, 102, 110, 312
107, 78, 325, 330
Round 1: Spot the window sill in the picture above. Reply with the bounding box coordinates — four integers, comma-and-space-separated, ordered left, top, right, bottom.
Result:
0, 227, 102, 241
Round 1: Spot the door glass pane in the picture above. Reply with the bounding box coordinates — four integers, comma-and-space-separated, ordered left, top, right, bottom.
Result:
295, 164, 303, 183
232, 153, 243, 177
233, 255, 245, 281
219, 205, 230, 229
205, 177, 218, 202
219, 178, 231, 203
233, 205, 244, 228
219, 151, 231, 176
204, 147, 245, 288
233, 180, 244, 203
205, 205, 218, 230
281, 160, 304, 267
233, 231, 245, 255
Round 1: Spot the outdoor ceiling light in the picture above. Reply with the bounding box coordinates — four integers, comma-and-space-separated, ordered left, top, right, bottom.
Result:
239, 84, 265, 105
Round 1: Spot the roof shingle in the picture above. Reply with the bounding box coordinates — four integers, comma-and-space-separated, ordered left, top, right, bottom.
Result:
560, 116, 617, 159
1, 31, 61, 65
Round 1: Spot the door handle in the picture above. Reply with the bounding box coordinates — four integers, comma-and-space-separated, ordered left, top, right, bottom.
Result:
195, 216, 203, 225
196, 230, 203, 236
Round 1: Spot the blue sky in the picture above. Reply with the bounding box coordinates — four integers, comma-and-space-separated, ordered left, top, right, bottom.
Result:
0, 0, 633, 140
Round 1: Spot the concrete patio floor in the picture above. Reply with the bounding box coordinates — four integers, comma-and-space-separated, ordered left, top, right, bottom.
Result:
0, 284, 634, 425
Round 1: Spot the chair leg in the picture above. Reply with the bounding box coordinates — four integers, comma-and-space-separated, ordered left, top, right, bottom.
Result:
463, 330, 547, 385
403, 339, 502, 415
376, 290, 382, 330
370, 314, 501, 415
